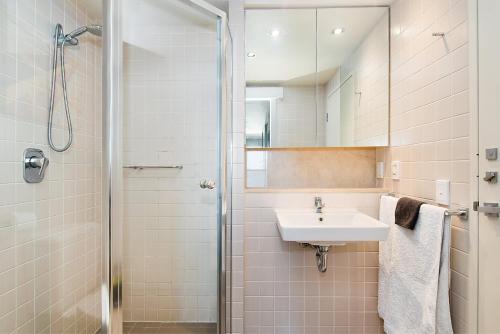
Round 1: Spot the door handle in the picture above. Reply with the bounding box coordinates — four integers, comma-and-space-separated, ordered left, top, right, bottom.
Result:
473, 202, 500, 217
200, 179, 215, 189
483, 171, 498, 183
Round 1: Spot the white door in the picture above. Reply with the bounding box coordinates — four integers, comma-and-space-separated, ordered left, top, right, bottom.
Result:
477, 1, 500, 332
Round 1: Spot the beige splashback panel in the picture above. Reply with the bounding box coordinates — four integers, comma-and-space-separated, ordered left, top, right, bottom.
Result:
246, 148, 377, 188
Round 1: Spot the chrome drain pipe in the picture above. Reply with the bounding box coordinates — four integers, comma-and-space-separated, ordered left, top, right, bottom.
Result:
300, 243, 331, 272
314, 246, 329, 272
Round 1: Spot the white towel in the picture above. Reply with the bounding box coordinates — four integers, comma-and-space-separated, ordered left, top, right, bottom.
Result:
378, 195, 397, 321
378, 195, 453, 334
436, 215, 453, 334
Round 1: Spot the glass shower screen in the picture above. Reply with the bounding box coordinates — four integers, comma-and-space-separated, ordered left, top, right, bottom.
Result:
103, 0, 232, 333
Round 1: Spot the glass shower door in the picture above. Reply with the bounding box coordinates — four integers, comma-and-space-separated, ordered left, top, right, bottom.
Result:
103, 0, 231, 333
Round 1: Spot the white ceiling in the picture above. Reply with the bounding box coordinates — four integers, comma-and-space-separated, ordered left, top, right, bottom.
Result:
246, 9, 317, 85
317, 8, 387, 72
207, 0, 229, 11
245, 7, 388, 84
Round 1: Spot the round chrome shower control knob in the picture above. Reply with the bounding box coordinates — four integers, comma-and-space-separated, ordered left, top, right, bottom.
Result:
200, 179, 216, 189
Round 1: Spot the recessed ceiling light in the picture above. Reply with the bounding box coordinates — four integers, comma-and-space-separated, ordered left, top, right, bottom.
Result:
247, 52, 256, 58
332, 27, 344, 35
270, 29, 280, 38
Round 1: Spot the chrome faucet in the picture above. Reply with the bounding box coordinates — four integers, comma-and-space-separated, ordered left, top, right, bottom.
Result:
314, 196, 325, 213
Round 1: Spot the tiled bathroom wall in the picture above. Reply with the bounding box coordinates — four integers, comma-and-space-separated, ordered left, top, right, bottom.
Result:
121, 1, 219, 323
0, 0, 102, 333
230, 0, 471, 333
379, 0, 470, 332
244, 192, 384, 333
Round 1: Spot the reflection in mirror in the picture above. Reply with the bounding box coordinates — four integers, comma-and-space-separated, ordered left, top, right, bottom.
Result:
246, 100, 271, 147
245, 7, 389, 148
246, 9, 318, 148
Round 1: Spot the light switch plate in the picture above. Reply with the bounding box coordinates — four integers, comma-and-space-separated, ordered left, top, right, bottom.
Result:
486, 148, 498, 161
391, 161, 400, 180
376, 162, 384, 179
436, 179, 450, 206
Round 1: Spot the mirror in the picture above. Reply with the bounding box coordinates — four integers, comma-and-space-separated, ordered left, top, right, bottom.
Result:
245, 7, 390, 148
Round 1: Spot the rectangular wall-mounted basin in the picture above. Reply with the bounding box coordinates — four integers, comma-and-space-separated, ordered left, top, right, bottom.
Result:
275, 209, 389, 246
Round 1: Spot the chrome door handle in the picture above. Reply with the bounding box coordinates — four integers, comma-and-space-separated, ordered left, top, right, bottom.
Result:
473, 202, 500, 217
483, 171, 498, 183
200, 179, 216, 189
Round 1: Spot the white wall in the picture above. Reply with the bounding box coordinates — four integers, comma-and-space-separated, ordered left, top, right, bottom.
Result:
121, 2, 218, 323
0, 0, 103, 332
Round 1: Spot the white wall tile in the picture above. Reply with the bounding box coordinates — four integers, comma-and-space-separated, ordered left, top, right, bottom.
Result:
242, 192, 383, 333
380, 0, 471, 330
0, 0, 103, 332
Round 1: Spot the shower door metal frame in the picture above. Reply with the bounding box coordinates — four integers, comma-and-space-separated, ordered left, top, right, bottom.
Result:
102, 1, 232, 333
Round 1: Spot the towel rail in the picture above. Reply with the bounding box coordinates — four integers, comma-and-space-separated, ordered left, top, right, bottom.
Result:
385, 193, 469, 220
444, 208, 469, 219
123, 165, 183, 170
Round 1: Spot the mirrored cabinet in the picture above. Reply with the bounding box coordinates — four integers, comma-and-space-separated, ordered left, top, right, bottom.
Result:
245, 7, 390, 148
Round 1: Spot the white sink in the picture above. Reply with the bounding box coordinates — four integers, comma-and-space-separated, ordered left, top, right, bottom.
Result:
275, 209, 389, 246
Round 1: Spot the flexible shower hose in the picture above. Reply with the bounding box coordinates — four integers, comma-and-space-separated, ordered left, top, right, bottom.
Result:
48, 23, 73, 152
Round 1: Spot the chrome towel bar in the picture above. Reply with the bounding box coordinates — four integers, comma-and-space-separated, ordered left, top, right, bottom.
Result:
444, 208, 469, 220
385, 193, 469, 220
123, 165, 183, 170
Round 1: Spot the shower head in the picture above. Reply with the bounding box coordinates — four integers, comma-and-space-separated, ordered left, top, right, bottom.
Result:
86, 25, 103, 36
67, 24, 102, 39
62, 24, 102, 46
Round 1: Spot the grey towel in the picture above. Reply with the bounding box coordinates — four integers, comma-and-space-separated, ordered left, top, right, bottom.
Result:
395, 197, 424, 230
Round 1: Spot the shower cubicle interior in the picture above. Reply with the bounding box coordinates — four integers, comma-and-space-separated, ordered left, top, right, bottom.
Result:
0, 0, 231, 333
104, 0, 233, 333
0, 0, 103, 333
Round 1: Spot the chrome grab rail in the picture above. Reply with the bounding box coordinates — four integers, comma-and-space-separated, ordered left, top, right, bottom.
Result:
123, 165, 183, 170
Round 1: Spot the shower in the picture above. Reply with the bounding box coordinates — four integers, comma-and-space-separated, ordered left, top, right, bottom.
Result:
48, 23, 103, 152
